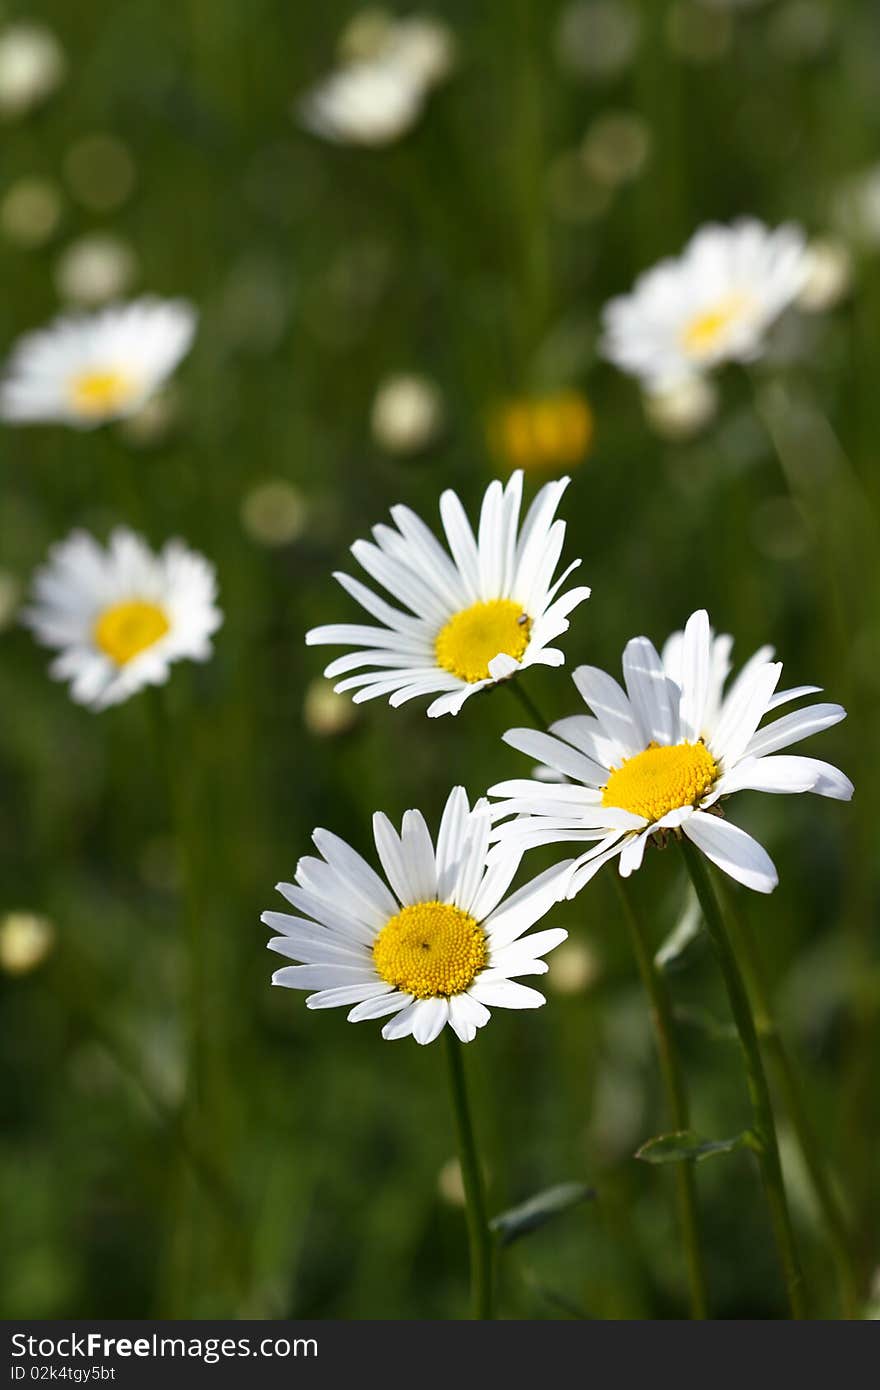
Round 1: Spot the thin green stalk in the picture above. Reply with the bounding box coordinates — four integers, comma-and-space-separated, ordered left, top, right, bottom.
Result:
615, 879, 709, 1319
681, 839, 807, 1319
443, 1030, 493, 1319
722, 894, 859, 1319
505, 678, 551, 731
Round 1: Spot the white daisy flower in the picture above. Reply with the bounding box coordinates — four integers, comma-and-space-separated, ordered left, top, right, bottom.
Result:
306, 470, 591, 718
299, 13, 454, 148
299, 60, 425, 147
600, 219, 809, 389
263, 786, 571, 1045
23, 528, 222, 711
490, 609, 853, 896
0, 297, 196, 428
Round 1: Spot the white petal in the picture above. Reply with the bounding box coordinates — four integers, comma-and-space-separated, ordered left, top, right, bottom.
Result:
449, 992, 491, 1042
677, 609, 712, 741
410, 997, 449, 1045
709, 661, 782, 765
683, 812, 778, 894
468, 978, 546, 1009
622, 636, 680, 746
483, 861, 573, 948
744, 702, 847, 760
348, 990, 413, 1022
571, 665, 642, 755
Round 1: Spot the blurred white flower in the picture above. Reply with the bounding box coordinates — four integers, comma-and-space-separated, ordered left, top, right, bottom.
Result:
0, 23, 65, 117
371, 372, 443, 454
300, 62, 424, 146
547, 939, 601, 995
581, 110, 651, 186
831, 167, 880, 250
23, 528, 223, 712
0, 177, 63, 248
0, 298, 197, 428
554, 1, 640, 79
437, 1157, 466, 1206
643, 376, 719, 440
601, 219, 809, 389
117, 389, 181, 449
54, 234, 139, 306
303, 679, 359, 737
797, 239, 852, 312
64, 134, 136, 212
0, 912, 54, 975
241, 480, 308, 547
298, 12, 454, 147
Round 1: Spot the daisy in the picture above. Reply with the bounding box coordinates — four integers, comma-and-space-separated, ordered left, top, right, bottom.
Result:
600, 219, 809, 389
23, 528, 222, 711
0, 297, 196, 428
306, 471, 591, 718
489, 609, 853, 896
263, 786, 571, 1044
298, 13, 454, 148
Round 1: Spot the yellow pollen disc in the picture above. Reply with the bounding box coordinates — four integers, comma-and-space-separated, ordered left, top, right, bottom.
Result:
68, 368, 136, 418
93, 600, 170, 666
373, 901, 488, 999
435, 598, 531, 683
681, 295, 749, 356
602, 740, 719, 822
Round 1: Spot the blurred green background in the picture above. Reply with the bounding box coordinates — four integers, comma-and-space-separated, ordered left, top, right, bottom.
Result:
1, 0, 878, 1319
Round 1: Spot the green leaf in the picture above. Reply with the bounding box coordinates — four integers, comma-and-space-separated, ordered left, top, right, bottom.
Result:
636, 1129, 760, 1165
490, 1181, 595, 1247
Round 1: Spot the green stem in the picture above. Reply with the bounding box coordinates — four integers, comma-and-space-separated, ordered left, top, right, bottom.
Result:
615, 879, 709, 1319
443, 1030, 493, 1319
723, 894, 859, 1319
681, 839, 807, 1319
505, 678, 551, 731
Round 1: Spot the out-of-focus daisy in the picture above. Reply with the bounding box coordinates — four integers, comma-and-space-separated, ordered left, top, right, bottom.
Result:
0, 23, 65, 118
264, 786, 571, 1044
371, 372, 444, 455
642, 376, 718, 440
54, 233, 139, 306
0, 177, 63, 248
306, 471, 591, 718
0, 298, 196, 429
298, 12, 454, 147
23, 528, 222, 711
600, 220, 809, 389
797, 238, 852, 313
488, 392, 594, 474
490, 608, 852, 896
0, 911, 54, 975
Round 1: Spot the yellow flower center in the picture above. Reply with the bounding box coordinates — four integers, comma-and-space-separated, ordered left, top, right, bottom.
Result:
681, 295, 749, 356
93, 600, 170, 666
435, 599, 531, 683
373, 901, 488, 999
68, 368, 137, 419
602, 740, 719, 822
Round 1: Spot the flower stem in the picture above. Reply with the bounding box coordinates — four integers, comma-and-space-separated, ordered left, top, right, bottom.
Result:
505, 678, 551, 731
443, 1030, 493, 1319
615, 878, 709, 1319
721, 891, 859, 1318
680, 838, 807, 1319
